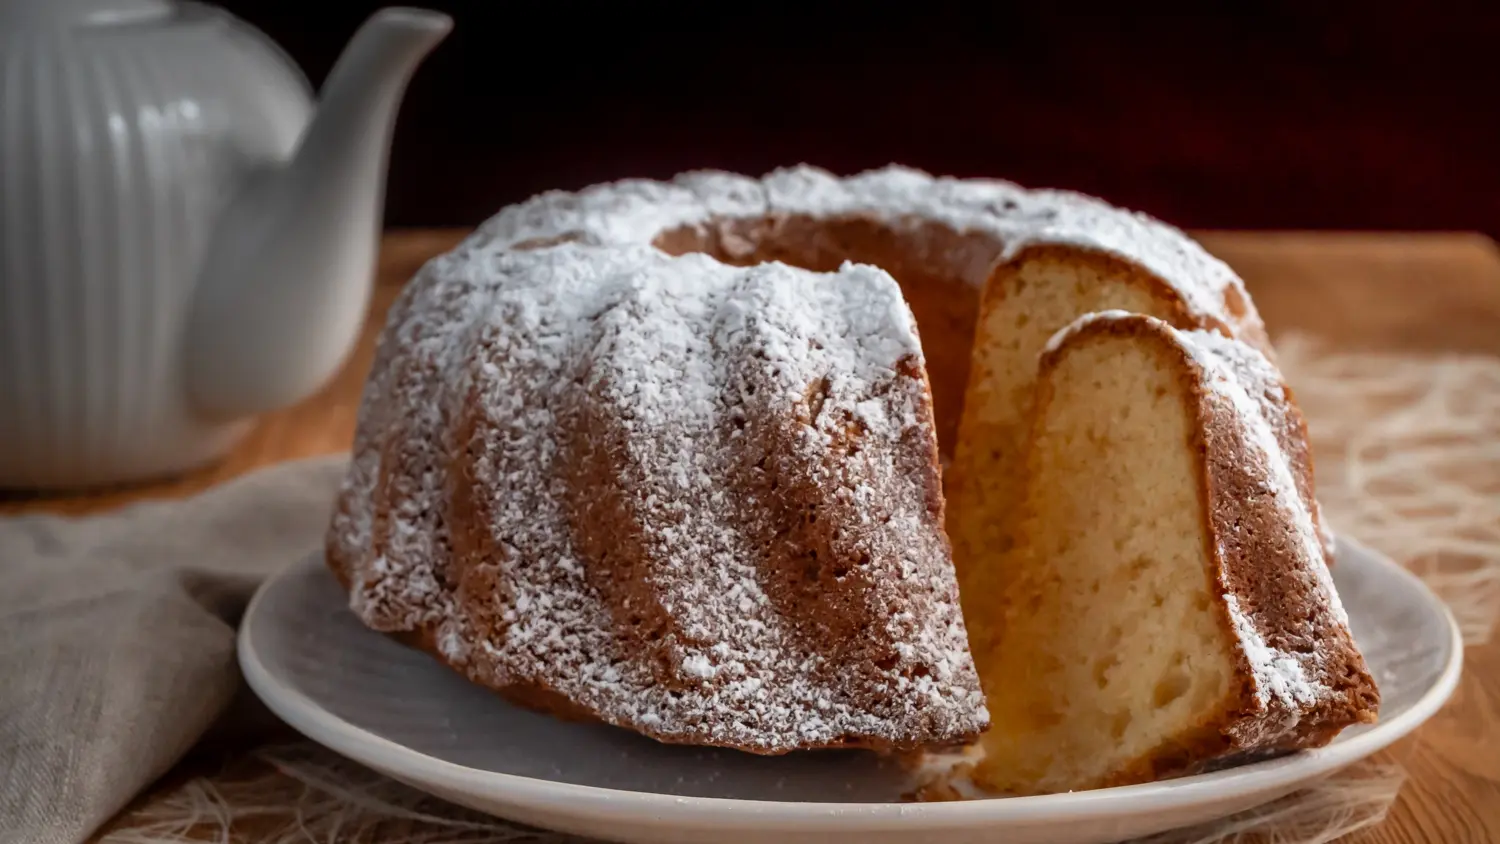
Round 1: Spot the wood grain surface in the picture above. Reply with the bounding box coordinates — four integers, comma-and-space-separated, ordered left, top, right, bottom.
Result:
7, 229, 1497, 842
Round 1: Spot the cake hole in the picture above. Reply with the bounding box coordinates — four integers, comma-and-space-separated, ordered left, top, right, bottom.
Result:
910, 664, 931, 679
1092, 654, 1119, 689
1110, 710, 1133, 739
1025, 699, 1063, 729
1153, 669, 1192, 708
1126, 556, 1152, 578
832, 565, 850, 579
1152, 591, 1166, 608
875, 654, 899, 671
1037, 651, 1064, 674
856, 552, 871, 567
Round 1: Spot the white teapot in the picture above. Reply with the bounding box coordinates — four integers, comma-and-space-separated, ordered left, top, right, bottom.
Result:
0, 1, 451, 489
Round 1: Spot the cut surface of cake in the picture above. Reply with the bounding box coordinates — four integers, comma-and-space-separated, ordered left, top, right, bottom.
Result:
971, 312, 1378, 795
945, 244, 1333, 660
327, 241, 988, 754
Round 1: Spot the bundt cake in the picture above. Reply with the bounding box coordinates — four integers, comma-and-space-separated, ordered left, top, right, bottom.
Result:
327, 242, 988, 753
970, 312, 1377, 794
328, 164, 1377, 782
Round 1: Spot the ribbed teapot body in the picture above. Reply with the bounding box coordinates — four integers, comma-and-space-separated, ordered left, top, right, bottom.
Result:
0, 1, 313, 488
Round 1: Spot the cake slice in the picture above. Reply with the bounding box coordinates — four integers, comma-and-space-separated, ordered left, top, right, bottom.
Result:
946, 245, 1330, 657
971, 312, 1378, 795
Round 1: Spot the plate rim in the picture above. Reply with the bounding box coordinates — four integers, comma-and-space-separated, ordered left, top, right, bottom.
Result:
238, 535, 1463, 829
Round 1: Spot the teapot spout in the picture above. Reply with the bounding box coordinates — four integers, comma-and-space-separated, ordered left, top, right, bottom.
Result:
185, 8, 451, 419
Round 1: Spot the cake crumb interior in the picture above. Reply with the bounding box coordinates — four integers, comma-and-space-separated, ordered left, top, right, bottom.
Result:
974, 333, 1237, 794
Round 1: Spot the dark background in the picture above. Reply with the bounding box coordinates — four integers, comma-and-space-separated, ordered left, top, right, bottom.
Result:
221, 2, 1500, 236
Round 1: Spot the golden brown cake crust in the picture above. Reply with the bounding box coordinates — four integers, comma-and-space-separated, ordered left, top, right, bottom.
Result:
1035, 315, 1378, 785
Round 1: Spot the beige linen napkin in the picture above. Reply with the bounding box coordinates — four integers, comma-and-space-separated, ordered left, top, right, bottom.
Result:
0, 457, 346, 844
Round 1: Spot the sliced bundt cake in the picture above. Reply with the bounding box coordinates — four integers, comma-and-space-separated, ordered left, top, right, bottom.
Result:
327, 165, 1371, 772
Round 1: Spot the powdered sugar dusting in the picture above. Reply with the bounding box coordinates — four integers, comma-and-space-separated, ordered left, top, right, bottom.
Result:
465, 164, 1263, 338
1174, 323, 1357, 741
1224, 593, 1323, 709
1186, 328, 1337, 557
1181, 328, 1349, 630
329, 242, 987, 752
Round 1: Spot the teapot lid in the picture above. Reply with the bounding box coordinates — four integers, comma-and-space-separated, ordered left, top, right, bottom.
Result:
0, 0, 174, 27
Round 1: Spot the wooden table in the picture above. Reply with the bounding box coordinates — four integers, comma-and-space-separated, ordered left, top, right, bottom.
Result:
9, 229, 1500, 842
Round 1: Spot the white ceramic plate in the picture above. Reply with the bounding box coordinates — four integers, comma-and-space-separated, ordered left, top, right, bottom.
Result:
239, 537, 1461, 844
